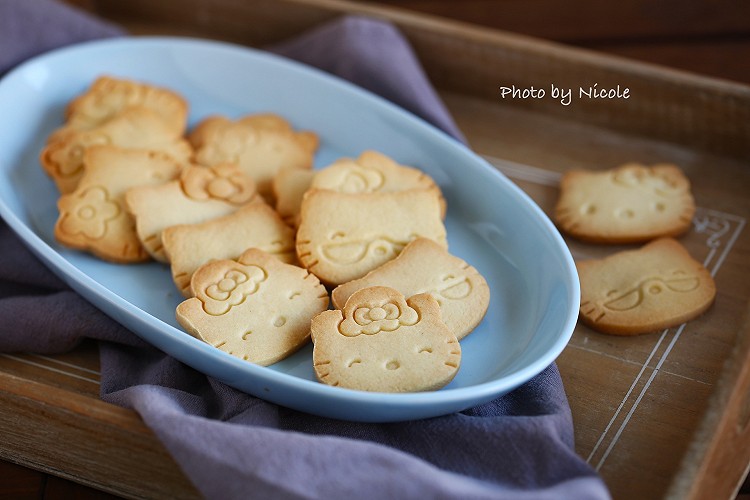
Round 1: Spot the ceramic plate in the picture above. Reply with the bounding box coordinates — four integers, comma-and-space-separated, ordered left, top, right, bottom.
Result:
0, 37, 579, 422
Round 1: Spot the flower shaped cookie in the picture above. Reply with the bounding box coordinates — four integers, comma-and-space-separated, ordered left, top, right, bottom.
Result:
58, 186, 120, 239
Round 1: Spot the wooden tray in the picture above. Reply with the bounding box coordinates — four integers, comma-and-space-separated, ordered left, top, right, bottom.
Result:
2, 1, 749, 498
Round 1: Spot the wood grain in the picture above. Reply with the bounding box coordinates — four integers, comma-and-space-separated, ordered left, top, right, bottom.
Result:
0, 373, 199, 499
363, 0, 750, 42
668, 304, 750, 499
81, 0, 750, 161
1, 1, 748, 498
354, 0, 750, 84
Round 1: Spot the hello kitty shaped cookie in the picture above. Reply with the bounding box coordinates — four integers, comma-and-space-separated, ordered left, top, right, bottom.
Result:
313, 150, 438, 192
125, 163, 259, 262
55, 145, 183, 263
555, 163, 695, 244
577, 238, 716, 335
311, 286, 461, 392
189, 114, 318, 198
296, 189, 447, 286
50, 76, 188, 143
273, 151, 446, 227
41, 106, 192, 194
176, 248, 329, 366
162, 203, 297, 297
332, 238, 489, 340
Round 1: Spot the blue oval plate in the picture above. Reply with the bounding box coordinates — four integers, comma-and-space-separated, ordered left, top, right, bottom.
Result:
0, 37, 579, 422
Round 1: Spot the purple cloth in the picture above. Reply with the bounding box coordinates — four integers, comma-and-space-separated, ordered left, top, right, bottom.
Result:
0, 1, 610, 498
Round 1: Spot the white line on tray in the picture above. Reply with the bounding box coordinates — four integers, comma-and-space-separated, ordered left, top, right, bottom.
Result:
1, 354, 100, 385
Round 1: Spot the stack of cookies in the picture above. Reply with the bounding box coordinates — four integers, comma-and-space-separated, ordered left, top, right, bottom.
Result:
43, 76, 492, 393
554, 163, 716, 335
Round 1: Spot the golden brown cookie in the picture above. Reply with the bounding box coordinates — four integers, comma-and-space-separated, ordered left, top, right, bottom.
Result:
162, 203, 297, 297
50, 76, 188, 142
125, 163, 259, 262
577, 238, 716, 335
190, 114, 318, 198
272, 150, 446, 226
311, 286, 460, 392
55, 145, 183, 263
176, 248, 329, 366
41, 106, 192, 194
296, 189, 447, 286
555, 163, 695, 244
271, 166, 315, 228
312, 150, 445, 215
332, 238, 489, 340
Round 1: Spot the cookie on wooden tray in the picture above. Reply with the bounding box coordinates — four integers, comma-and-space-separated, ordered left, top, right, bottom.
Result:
311, 286, 460, 392
555, 163, 695, 244
41, 106, 192, 194
176, 248, 329, 366
189, 114, 318, 198
55, 145, 183, 263
162, 202, 297, 297
332, 238, 489, 340
296, 189, 447, 286
50, 76, 188, 142
577, 237, 716, 335
125, 163, 259, 262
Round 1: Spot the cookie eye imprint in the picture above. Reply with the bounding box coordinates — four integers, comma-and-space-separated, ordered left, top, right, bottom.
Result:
580, 203, 597, 216
652, 202, 666, 213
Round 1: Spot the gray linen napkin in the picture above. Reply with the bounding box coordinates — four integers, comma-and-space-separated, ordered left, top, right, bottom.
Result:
0, 1, 610, 498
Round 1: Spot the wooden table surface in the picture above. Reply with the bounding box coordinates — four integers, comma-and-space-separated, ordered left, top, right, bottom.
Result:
2, 1, 749, 498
